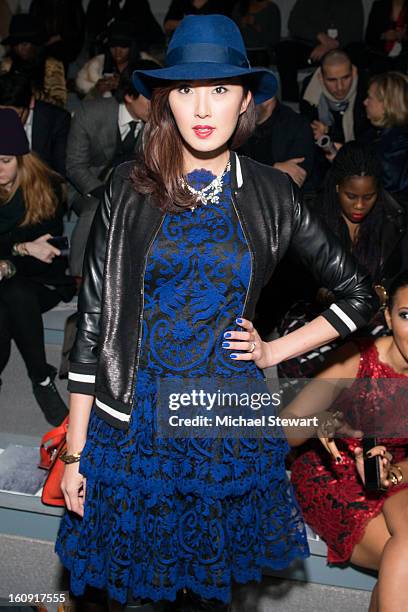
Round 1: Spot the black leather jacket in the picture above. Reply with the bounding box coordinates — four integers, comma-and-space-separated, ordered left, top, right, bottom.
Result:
68, 154, 378, 429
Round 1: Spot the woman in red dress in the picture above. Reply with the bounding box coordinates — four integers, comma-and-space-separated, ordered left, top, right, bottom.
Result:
287, 271, 408, 612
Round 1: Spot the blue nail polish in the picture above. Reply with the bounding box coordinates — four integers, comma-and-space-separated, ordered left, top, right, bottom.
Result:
222, 342, 230, 348
224, 332, 231, 338
236, 318, 243, 324
230, 354, 237, 359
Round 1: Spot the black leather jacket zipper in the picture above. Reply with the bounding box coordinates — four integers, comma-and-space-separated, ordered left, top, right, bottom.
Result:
129, 213, 166, 417
231, 189, 254, 317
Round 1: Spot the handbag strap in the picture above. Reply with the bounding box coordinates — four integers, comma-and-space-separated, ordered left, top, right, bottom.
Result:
40, 416, 69, 449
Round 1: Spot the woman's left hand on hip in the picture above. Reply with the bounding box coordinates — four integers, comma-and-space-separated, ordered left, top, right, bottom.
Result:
223, 318, 272, 368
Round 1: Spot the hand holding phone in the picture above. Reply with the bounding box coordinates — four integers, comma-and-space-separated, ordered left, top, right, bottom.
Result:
47, 236, 70, 256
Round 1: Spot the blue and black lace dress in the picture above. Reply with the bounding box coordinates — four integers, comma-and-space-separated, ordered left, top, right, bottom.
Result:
56, 167, 309, 604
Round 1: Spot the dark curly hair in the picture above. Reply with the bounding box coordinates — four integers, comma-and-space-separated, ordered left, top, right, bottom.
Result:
318, 141, 384, 280
388, 271, 408, 310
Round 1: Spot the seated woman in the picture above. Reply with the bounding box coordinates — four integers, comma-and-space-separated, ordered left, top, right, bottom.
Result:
0, 108, 75, 425
361, 71, 408, 204
277, 141, 407, 379
285, 270, 408, 612
1, 14, 67, 108
75, 21, 154, 99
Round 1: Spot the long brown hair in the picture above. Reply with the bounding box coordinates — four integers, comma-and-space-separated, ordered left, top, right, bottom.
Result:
0, 153, 62, 226
132, 80, 256, 212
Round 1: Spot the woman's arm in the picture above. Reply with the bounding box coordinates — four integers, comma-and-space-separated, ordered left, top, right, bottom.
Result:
61, 392, 93, 517
60, 180, 112, 517
280, 342, 360, 446
68, 173, 111, 395
224, 189, 377, 366
224, 321, 362, 448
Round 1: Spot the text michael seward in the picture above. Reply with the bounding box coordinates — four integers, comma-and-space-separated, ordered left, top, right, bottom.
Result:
168, 415, 319, 427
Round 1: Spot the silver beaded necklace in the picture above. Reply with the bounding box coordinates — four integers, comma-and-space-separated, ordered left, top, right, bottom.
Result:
180, 160, 231, 211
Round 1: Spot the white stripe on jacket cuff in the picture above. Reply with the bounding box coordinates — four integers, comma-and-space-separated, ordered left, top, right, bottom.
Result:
329, 304, 357, 333
68, 372, 96, 383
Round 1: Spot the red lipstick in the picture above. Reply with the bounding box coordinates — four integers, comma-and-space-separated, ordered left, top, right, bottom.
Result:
351, 212, 365, 221
192, 125, 215, 138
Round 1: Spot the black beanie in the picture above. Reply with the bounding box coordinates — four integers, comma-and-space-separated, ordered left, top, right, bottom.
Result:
0, 108, 30, 156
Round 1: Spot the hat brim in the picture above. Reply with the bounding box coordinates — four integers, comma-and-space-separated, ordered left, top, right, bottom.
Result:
132, 63, 278, 103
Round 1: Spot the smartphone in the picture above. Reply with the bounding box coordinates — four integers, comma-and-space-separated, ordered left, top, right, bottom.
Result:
103, 72, 114, 79
48, 236, 70, 256
362, 438, 382, 490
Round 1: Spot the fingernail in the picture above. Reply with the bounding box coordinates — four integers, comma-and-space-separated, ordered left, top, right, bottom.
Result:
224, 332, 231, 338
230, 354, 238, 359
222, 342, 230, 348
336, 456, 342, 463
366, 451, 372, 458
236, 318, 243, 324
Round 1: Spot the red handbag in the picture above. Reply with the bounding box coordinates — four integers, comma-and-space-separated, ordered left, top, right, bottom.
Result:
39, 416, 69, 506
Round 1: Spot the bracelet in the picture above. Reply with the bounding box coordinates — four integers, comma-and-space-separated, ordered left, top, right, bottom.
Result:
60, 450, 82, 464
0, 259, 17, 280
12, 242, 29, 257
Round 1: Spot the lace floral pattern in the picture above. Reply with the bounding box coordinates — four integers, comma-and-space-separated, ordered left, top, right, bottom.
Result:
56, 168, 309, 603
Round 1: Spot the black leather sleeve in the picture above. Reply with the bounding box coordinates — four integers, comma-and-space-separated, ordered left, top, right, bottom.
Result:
289, 188, 379, 338
67, 180, 112, 395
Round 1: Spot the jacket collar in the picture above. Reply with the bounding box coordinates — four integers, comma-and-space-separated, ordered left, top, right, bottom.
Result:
231, 152, 243, 190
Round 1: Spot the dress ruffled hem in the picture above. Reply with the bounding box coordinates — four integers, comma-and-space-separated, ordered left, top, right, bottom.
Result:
56, 543, 310, 604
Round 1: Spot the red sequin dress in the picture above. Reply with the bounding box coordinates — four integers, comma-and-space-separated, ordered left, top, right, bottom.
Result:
290, 339, 408, 564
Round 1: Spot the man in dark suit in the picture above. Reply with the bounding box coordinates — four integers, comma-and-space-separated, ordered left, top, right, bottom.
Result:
0, 72, 70, 176
67, 60, 155, 276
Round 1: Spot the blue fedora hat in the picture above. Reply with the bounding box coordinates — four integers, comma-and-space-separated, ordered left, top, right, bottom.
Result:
132, 14, 277, 103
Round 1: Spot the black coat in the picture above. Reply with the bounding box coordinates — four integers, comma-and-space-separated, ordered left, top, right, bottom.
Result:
0, 185, 75, 297
360, 125, 408, 202
32, 100, 71, 177
299, 71, 370, 142
238, 101, 315, 179
86, 0, 164, 49
67, 154, 377, 429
